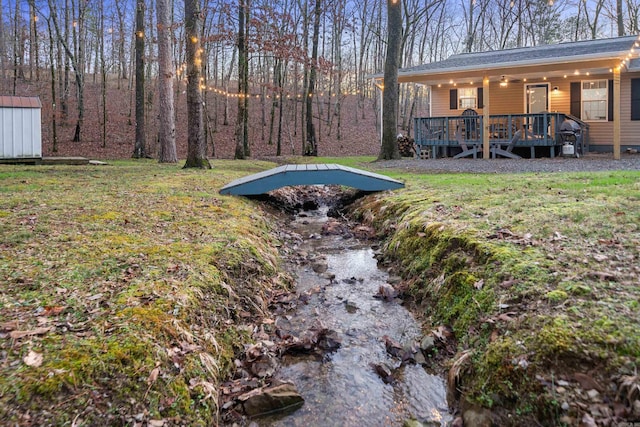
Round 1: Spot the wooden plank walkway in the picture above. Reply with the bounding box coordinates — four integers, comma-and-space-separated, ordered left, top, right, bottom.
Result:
219, 164, 404, 196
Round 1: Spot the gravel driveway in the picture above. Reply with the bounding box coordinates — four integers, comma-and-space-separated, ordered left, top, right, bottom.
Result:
373, 153, 640, 173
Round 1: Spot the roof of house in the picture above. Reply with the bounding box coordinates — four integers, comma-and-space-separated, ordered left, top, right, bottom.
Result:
397, 35, 639, 79
0, 96, 42, 108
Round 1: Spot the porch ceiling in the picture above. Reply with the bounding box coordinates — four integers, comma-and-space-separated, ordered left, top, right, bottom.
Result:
397, 58, 621, 86
389, 35, 640, 86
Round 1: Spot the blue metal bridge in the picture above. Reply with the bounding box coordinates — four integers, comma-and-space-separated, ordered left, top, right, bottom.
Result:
219, 164, 404, 196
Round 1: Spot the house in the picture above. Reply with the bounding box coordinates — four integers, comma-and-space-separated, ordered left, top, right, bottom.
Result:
0, 96, 43, 164
385, 35, 640, 159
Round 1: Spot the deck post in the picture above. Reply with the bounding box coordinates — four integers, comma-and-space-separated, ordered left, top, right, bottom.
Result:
613, 67, 621, 160
482, 76, 490, 159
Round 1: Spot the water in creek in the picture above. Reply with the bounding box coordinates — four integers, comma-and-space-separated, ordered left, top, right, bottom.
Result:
259, 206, 452, 426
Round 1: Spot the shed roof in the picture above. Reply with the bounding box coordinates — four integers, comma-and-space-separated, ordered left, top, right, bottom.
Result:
390, 35, 639, 84
0, 96, 42, 109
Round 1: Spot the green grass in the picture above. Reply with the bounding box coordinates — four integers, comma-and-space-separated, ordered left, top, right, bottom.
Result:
0, 160, 288, 425
1, 158, 638, 426
350, 166, 640, 425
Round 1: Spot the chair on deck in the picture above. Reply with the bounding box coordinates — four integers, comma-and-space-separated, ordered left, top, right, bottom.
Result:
461, 108, 479, 140
454, 109, 481, 158
531, 113, 550, 138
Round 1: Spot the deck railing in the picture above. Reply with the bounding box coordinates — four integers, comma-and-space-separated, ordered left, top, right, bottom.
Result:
413, 112, 589, 158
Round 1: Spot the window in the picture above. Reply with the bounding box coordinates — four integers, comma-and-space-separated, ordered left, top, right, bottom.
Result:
581, 80, 607, 121
458, 88, 477, 109
632, 78, 640, 120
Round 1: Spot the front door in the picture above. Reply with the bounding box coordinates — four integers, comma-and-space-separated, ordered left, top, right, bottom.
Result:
525, 83, 550, 113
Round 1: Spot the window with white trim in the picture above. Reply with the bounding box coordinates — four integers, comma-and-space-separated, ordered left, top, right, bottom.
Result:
458, 88, 477, 109
582, 80, 607, 121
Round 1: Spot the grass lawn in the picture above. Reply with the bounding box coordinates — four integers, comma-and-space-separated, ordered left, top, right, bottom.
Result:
0, 158, 638, 426
350, 166, 640, 425
0, 160, 287, 425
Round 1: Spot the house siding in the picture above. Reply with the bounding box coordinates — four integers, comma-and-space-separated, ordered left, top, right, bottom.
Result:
428, 73, 640, 151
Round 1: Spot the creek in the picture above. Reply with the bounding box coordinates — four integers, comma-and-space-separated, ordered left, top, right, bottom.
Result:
257, 203, 452, 426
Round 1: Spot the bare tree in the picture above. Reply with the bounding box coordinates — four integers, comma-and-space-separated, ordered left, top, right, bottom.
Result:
115, 0, 128, 84
133, 0, 147, 158
45, 15, 58, 153
99, 0, 107, 148
184, 0, 211, 168
379, 0, 401, 160
48, 0, 85, 141
28, 0, 39, 80
235, 0, 249, 159
0, 0, 5, 79
157, 0, 178, 163
304, 0, 321, 156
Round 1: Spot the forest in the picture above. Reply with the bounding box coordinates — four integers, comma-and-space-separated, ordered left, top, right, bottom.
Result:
0, 0, 637, 160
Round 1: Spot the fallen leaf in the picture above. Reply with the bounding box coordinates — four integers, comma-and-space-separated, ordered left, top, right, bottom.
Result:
0, 321, 18, 331
148, 420, 165, 427
581, 413, 596, 427
592, 254, 608, 262
497, 312, 517, 322
87, 293, 103, 301
572, 372, 604, 392
147, 366, 160, 385
144, 364, 162, 399
43, 306, 66, 316
10, 327, 52, 339
474, 279, 484, 290
23, 350, 43, 367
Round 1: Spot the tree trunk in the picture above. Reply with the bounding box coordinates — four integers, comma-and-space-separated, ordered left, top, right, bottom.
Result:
28, 0, 37, 80
132, 0, 146, 158
13, 0, 20, 94
235, 0, 248, 159
0, 0, 5, 79
379, 0, 401, 161
157, 0, 178, 163
115, 0, 128, 84
62, 0, 70, 118
304, 0, 321, 156
183, 0, 211, 168
99, 0, 107, 148
617, 0, 625, 36
46, 17, 58, 153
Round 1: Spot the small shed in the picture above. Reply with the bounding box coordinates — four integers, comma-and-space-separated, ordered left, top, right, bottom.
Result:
0, 96, 43, 162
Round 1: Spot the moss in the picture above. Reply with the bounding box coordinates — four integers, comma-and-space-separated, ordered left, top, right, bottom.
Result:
545, 290, 569, 302
531, 316, 576, 360
468, 337, 538, 406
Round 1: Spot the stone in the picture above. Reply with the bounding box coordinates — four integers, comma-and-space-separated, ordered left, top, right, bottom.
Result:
586, 389, 601, 402
317, 330, 341, 352
311, 261, 328, 274
238, 383, 304, 417
377, 283, 397, 301
420, 336, 436, 353
462, 406, 492, 427
371, 362, 394, 384
344, 300, 358, 313
388, 275, 402, 285
414, 351, 427, 365
561, 401, 570, 411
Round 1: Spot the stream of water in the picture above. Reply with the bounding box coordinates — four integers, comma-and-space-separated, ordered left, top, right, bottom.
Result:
259, 206, 452, 426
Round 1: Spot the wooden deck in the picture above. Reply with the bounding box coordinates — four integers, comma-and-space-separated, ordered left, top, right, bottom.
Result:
414, 112, 588, 159
219, 164, 405, 196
